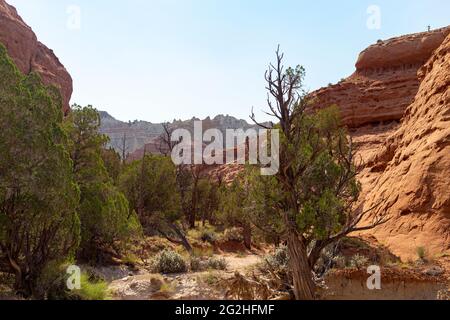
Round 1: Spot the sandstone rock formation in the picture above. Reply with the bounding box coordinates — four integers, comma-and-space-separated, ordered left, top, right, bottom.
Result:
0, 0, 72, 114
307, 27, 450, 261
310, 27, 450, 127
100, 111, 260, 160
359, 33, 450, 260
99, 111, 165, 157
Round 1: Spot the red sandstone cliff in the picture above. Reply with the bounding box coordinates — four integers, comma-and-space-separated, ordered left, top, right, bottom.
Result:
359, 33, 450, 260
309, 27, 450, 260
310, 27, 449, 128
0, 0, 72, 114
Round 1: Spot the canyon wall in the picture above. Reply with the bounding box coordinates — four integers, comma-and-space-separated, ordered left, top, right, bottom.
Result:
310, 27, 449, 128
311, 27, 450, 261
0, 0, 72, 114
359, 33, 450, 260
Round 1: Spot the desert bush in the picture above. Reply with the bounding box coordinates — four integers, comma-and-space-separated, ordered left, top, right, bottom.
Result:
416, 246, 427, 261
153, 250, 188, 274
190, 256, 205, 272
349, 254, 369, 268
222, 227, 244, 242
201, 230, 218, 244
314, 245, 347, 274
207, 257, 227, 270
190, 256, 227, 272
200, 271, 221, 286
264, 246, 289, 270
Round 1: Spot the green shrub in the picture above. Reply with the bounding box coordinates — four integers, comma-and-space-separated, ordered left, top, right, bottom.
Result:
190, 256, 204, 272
265, 246, 289, 270
203, 271, 220, 286
349, 254, 369, 268
207, 257, 227, 270
416, 246, 427, 260
0, 44, 80, 298
71, 273, 110, 300
153, 250, 188, 274
222, 227, 244, 242
190, 256, 227, 272
200, 230, 217, 244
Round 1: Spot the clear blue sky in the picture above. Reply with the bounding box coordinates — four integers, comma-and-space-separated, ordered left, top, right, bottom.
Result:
7, 0, 450, 123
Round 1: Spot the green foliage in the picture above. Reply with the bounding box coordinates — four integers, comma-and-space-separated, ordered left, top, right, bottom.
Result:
188, 223, 217, 242
66, 105, 141, 260
176, 165, 220, 228
200, 229, 218, 244
206, 257, 227, 270
70, 273, 110, 300
196, 178, 220, 224
217, 179, 249, 228
190, 256, 204, 272
0, 44, 80, 297
216, 174, 255, 247
222, 227, 244, 242
152, 250, 188, 274
243, 168, 284, 240
248, 106, 361, 242
190, 256, 227, 272
101, 147, 122, 183
264, 246, 290, 270
416, 246, 427, 260
349, 254, 369, 269
119, 155, 181, 226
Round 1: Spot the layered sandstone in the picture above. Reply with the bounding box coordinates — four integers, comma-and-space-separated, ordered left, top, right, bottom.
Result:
310, 27, 450, 127
0, 0, 72, 114
359, 33, 450, 260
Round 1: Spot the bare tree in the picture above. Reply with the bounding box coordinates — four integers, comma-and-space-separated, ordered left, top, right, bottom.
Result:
158, 122, 175, 156
250, 47, 388, 300
116, 132, 130, 164
157, 122, 210, 229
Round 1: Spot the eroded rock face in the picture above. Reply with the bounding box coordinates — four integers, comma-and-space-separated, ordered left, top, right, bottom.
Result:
310, 27, 450, 127
359, 33, 450, 260
0, 0, 72, 114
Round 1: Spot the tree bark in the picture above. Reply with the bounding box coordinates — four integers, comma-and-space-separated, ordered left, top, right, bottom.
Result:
159, 222, 193, 254
170, 222, 193, 254
188, 210, 196, 229
286, 228, 316, 300
243, 223, 252, 250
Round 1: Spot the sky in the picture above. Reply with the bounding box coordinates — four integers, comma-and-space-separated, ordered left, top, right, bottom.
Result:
7, 0, 450, 123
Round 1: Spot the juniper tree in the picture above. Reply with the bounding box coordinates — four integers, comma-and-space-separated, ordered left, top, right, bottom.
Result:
119, 154, 192, 252
250, 47, 386, 300
66, 105, 141, 261
0, 44, 80, 297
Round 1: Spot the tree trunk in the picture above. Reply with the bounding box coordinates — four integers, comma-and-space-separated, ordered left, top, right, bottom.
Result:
243, 223, 252, 250
188, 210, 196, 229
189, 187, 197, 229
171, 224, 193, 254
161, 222, 193, 254
286, 228, 316, 300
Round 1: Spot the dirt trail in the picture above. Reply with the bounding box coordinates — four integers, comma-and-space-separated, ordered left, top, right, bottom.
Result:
108, 253, 263, 300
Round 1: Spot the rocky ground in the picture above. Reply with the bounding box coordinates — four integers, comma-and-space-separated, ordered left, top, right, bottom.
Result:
107, 253, 263, 300
101, 236, 449, 301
